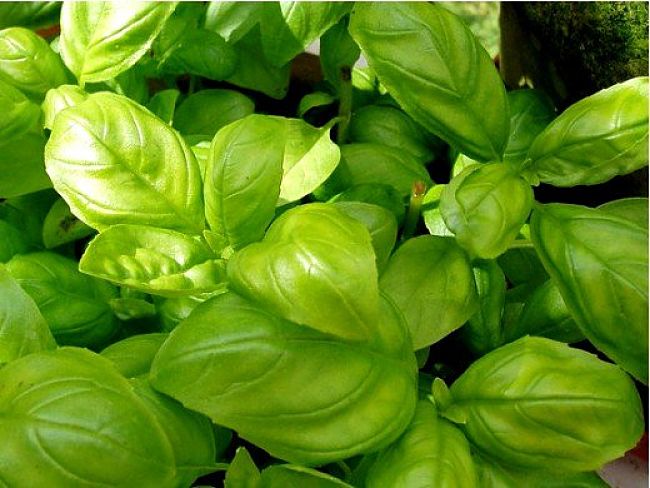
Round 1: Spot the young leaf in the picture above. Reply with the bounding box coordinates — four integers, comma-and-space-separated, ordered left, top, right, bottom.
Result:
101, 332, 168, 378
349, 3, 509, 162
150, 292, 416, 466
530, 203, 648, 383
261, 464, 353, 487
42, 84, 88, 130
320, 16, 361, 91
444, 337, 644, 472
0, 265, 55, 365
524, 77, 649, 186
204, 2, 264, 43
45, 92, 205, 233
79, 224, 227, 298
379, 236, 478, 350
41, 197, 94, 249
225, 447, 261, 488
146, 88, 180, 125
59, 1, 177, 84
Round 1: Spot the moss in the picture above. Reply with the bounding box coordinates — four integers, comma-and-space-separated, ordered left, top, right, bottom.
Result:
518, 2, 648, 99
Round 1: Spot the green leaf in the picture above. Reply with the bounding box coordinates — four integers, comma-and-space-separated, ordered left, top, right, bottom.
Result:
0, 347, 176, 486
7, 252, 119, 349
79, 224, 227, 298
260, 2, 352, 67
329, 184, 406, 225
365, 401, 478, 487
204, 115, 284, 252
530, 203, 648, 382
262, 464, 353, 487
228, 204, 381, 342
348, 104, 438, 164
598, 197, 648, 229
41, 197, 94, 249
175, 89, 255, 139
320, 16, 361, 91
0, 220, 29, 263
59, 1, 178, 84
422, 184, 453, 237
524, 77, 649, 186
204, 2, 264, 43
0, 27, 68, 100
0, 2, 60, 30
332, 201, 398, 273
444, 337, 644, 471
101, 332, 168, 378
349, 3, 509, 162
441, 163, 533, 259
462, 260, 506, 355
0, 78, 49, 198
0, 265, 55, 365
338, 143, 432, 197
45, 92, 205, 233
225, 447, 261, 488
298, 91, 337, 118
146, 88, 180, 125
380, 236, 478, 350
506, 279, 584, 344
150, 291, 416, 465
41, 84, 88, 131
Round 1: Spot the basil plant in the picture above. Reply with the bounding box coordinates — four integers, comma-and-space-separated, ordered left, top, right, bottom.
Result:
0, 2, 646, 487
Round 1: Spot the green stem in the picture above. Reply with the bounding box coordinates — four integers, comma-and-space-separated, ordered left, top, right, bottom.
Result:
401, 181, 427, 241
508, 239, 535, 249
336, 66, 353, 145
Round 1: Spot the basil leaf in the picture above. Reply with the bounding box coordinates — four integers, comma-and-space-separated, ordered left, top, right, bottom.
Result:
332, 201, 398, 273
262, 465, 353, 487
349, 3, 509, 162
348, 104, 438, 164
320, 16, 360, 91
260, 2, 352, 67
462, 259, 506, 356
204, 115, 284, 252
530, 203, 648, 383
42, 84, 88, 130
380, 236, 478, 350
0, 78, 49, 198
0, 2, 60, 30
422, 184, 453, 237
365, 401, 478, 487
146, 88, 180, 125
225, 447, 262, 488
174, 89, 254, 138
59, 1, 177, 84
298, 91, 337, 118
598, 197, 648, 229
45, 92, 205, 233
41, 197, 94, 249
443, 337, 644, 471
0, 347, 176, 486
330, 184, 406, 225
101, 332, 168, 378
0, 27, 68, 100
150, 291, 416, 466
506, 279, 584, 344
7, 252, 119, 349
441, 163, 534, 259
228, 204, 381, 342
524, 77, 649, 186
204, 2, 264, 43
338, 143, 432, 197
79, 224, 227, 298
0, 220, 29, 262
0, 265, 55, 365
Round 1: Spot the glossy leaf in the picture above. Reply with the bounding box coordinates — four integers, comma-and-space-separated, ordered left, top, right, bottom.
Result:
524, 77, 649, 186
380, 236, 478, 350
41, 197, 94, 249
0, 347, 176, 486
146, 88, 180, 125
150, 291, 416, 465
0, 2, 60, 30
59, 1, 177, 84
262, 464, 353, 487
0, 78, 49, 198
79, 224, 227, 298
45, 92, 205, 233
42, 84, 88, 130
598, 197, 648, 229
204, 115, 284, 252
441, 163, 534, 259
0, 27, 68, 99
320, 16, 360, 91
349, 3, 509, 161
530, 203, 648, 382
0, 265, 55, 365
422, 184, 453, 237
330, 184, 406, 225
174, 89, 254, 138
225, 447, 261, 488
365, 401, 478, 488
442, 337, 644, 471
7, 252, 119, 349
204, 2, 264, 43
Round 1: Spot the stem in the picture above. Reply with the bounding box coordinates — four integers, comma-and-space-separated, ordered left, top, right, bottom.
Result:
336, 66, 353, 145
508, 239, 535, 249
401, 181, 427, 240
